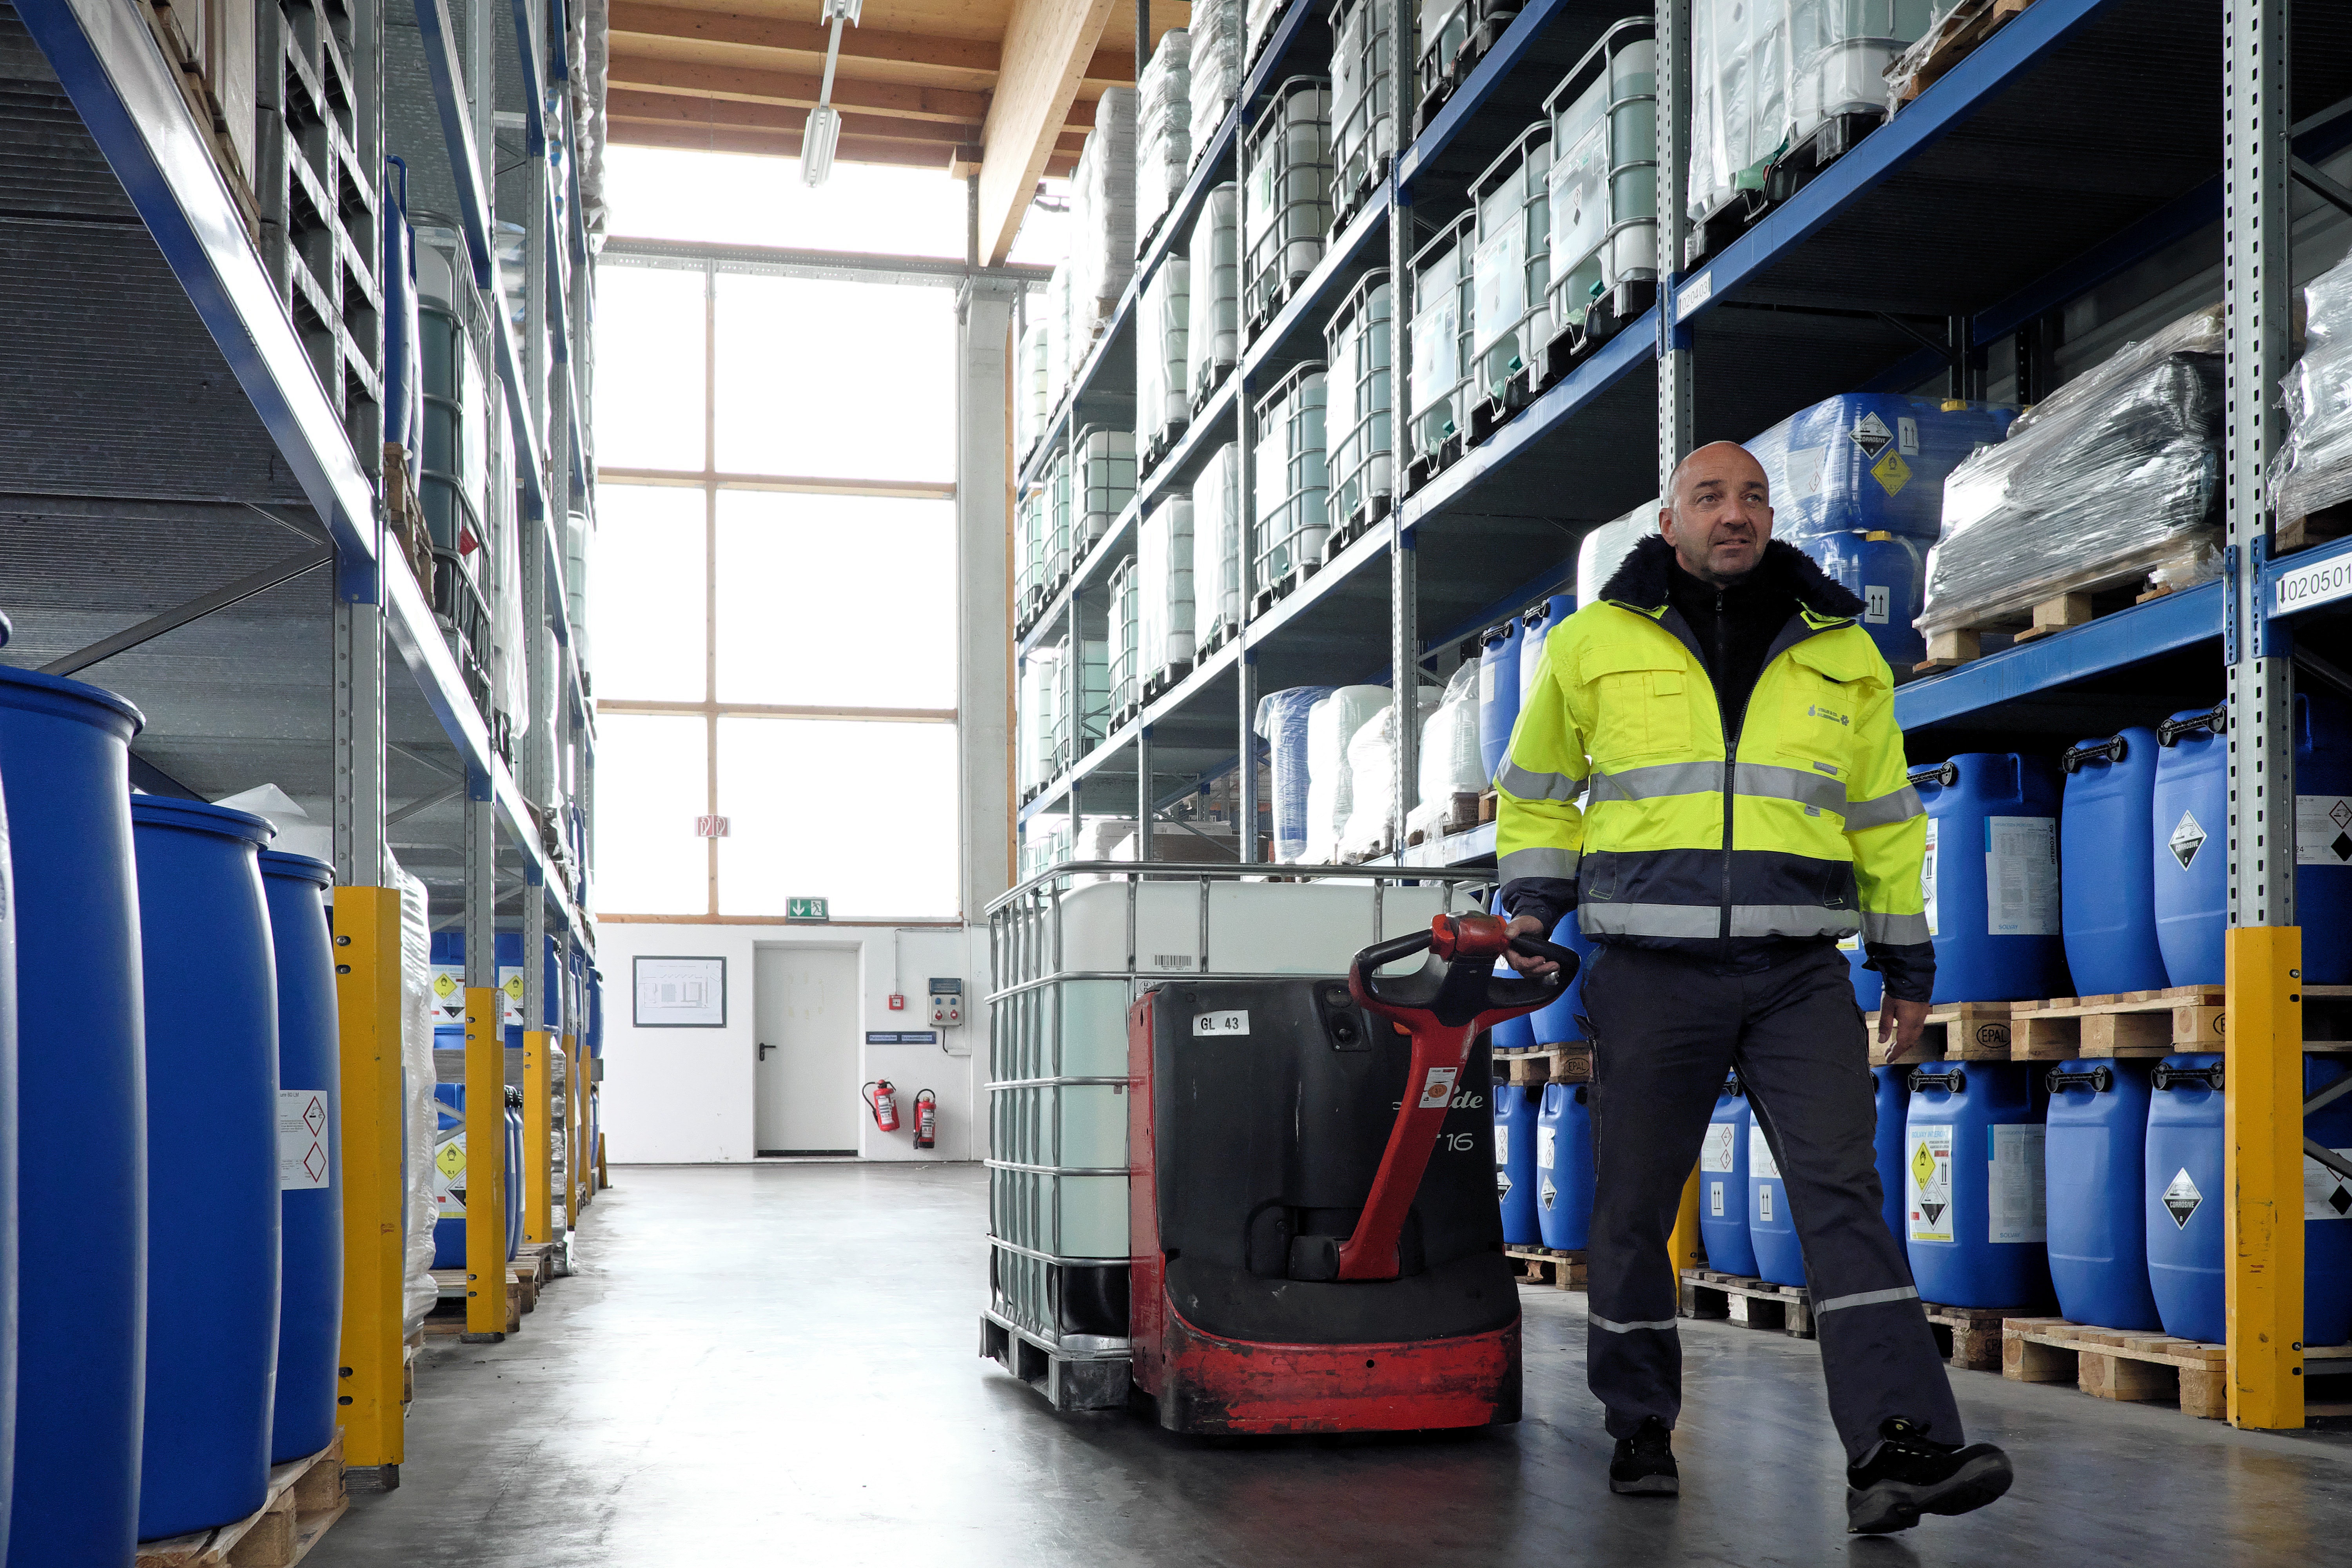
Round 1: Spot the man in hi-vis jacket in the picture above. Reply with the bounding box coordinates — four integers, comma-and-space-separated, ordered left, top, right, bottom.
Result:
1497, 441, 2013, 1535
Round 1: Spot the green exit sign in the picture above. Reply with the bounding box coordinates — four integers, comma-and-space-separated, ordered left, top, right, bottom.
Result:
786, 897, 830, 923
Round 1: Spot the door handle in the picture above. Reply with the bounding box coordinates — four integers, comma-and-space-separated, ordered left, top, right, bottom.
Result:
757, 1041, 774, 1060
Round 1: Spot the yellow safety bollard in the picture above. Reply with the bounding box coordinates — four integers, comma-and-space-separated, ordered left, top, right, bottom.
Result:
2227, 925, 2305, 1429
562, 1034, 581, 1231
1668, 1161, 1705, 1299
463, 987, 508, 1339
332, 887, 406, 1470
522, 1030, 555, 1245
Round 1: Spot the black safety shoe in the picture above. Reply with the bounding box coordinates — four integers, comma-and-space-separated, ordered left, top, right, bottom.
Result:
1608, 1417, 1679, 1496
1845, 1417, 2013, 1534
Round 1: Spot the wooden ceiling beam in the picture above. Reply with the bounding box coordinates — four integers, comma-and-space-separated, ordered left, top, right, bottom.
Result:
608, 2, 1138, 88
976, 0, 1117, 262
610, 117, 1081, 178
608, 88, 970, 148
608, 50, 990, 127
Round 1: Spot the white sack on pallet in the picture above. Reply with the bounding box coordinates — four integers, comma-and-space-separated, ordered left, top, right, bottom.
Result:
1919, 306, 2226, 637
1575, 496, 1661, 606
1339, 687, 1443, 859
1192, 443, 1243, 649
1070, 87, 1138, 342
1405, 660, 1486, 842
1304, 685, 1393, 864
2273, 248, 2352, 526
1188, 0, 1245, 163
1188, 185, 1240, 403
1136, 30, 1192, 250
395, 859, 439, 1338
1138, 497, 1197, 677
1255, 684, 1337, 863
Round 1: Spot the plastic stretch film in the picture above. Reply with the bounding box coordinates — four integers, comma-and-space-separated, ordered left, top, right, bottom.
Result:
1406, 661, 1486, 842
1188, 0, 1245, 167
1139, 254, 1191, 451
1137, 31, 1192, 249
1188, 186, 1241, 404
1339, 688, 1443, 858
1256, 685, 1337, 862
394, 860, 439, 1338
2273, 248, 2352, 527
1575, 496, 1660, 606
1921, 307, 2225, 638
1070, 87, 1138, 344
1305, 686, 1394, 863
1139, 498, 1198, 677
1192, 443, 1243, 648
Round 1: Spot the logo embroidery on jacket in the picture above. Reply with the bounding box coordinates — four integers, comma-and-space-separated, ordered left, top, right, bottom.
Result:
1807, 703, 1850, 727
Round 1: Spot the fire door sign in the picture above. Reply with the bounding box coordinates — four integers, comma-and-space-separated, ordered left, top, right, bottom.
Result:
1907, 1126, 1953, 1243
278, 1089, 330, 1191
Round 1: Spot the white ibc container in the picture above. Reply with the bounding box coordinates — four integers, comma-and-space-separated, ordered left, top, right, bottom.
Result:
1018, 645, 1060, 791
1188, 185, 1241, 408
1078, 426, 1135, 554
1138, 257, 1192, 453
1015, 482, 1049, 624
1188, 0, 1246, 164
1576, 495, 1661, 605
1109, 557, 1141, 715
1328, 0, 1396, 223
1408, 214, 1475, 471
1242, 78, 1334, 331
1016, 316, 1051, 459
1325, 269, 1392, 532
1138, 497, 1197, 677
1416, 0, 1473, 110
1545, 18, 1659, 338
1471, 122, 1553, 406
1047, 448, 1075, 583
1048, 877, 1457, 975
1192, 443, 1243, 649
1252, 364, 1331, 594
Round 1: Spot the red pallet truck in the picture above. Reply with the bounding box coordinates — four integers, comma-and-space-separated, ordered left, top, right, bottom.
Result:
1128, 912, 1579, 1435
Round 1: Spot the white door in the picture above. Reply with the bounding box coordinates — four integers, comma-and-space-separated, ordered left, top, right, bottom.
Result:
754, 947, 862, 1154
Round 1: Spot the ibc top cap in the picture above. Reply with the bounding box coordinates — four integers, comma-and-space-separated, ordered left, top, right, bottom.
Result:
129, 794, 274, 846
0, 662, 145, 739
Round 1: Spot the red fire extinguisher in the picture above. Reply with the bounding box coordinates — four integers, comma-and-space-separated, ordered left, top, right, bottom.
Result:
862, 1080, 900, 1132
913, 1090, 938, 1150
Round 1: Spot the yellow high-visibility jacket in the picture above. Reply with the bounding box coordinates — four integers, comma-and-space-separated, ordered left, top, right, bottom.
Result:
1496, 536, 1932, 996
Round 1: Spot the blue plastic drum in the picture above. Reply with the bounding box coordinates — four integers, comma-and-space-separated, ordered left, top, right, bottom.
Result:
1477, 621, 1522, 784
1845, 939, 1884, 1012
0, 668, 147, 1568
1489, 892, 1536, 1053
1494, 1083, 1541, 1245
258, 851, 341, 1463
1871, 1066, 1908, 1247
1903, 1061, 2051, 1309
1803, 530, 1926, 666
2043, 1059, 2161, 1331
1913, 754, 2070, 1003
1518, 594, 1574, 707
2060, 730, 2169, 996
1535, 1082, 1593, 1251
131, 797, 281, 1539
431, 1084, 521, 1269
1528, 913, 1593, 1046
1700, 1073, 1758, 1277
1748, 1110, 1804, 1287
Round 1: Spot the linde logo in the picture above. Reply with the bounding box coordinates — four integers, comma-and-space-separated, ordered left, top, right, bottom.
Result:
1808, 703, 1851, 726
2275, 556, 2352, 615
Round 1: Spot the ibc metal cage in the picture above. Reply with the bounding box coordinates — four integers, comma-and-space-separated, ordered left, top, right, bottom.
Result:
1251, 363, 1332, 598
1189, 185, 1242, 411
1078, 426, 1137, 555
1138, 256, 1192, 457
1543, 17, 1659, 358
1014, 483, 1049, 629
1047, 448, 1076, 586
1324, 269, 1393, 537
1241, 78, 1335, 335
1191, 443, 1245, 651
1406, 214, 1475, 483
1327, 0, 1396, 230
1109, 557, 1142, 719
1470, 121, 1554, 416
982, 862, 1497, 1396
1046, 633, 1110, 774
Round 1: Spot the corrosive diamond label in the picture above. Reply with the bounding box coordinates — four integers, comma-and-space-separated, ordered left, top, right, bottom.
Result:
1850, 411, 1894, 459
1495, 1169, 1513, 1199
1541, 1178, 1557, 1212
2163, 1167, 2202, 1229
2298, 796, 2352, 865
2308, 1147, 2352, 1220
2169, 810, 2207, 869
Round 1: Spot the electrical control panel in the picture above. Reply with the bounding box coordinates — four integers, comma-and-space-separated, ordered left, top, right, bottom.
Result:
929, 977, 963, 1028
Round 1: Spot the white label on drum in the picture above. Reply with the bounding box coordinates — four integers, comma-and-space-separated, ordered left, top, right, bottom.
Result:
2296, 795, 2352, 866
1709, 1179, 1725, 1218
1989, 1124, 2047, 1244
1864, 584, 1891, 625
2305, 1147, 2352, 1221
1749, 1122, 1780, 1180
1786, 445, 1826, 502
1494, 1124, 1508, 1164
1984, 816, 2059, 936
1757, 1184, 1775, 1224
1538, 1126, 1556, 1170
1907, 1126, 1952, 1242
278, 1089, 330, 1191
1922, 818, 1940, 938
430, 964, 466, 1026
1701, 1121, 1737, 1173
1192, 1009, 1249, 1036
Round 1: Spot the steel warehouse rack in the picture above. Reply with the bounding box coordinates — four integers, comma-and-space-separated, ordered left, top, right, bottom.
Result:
0, 0, 610, 1487
1009, 0, 2352, 1427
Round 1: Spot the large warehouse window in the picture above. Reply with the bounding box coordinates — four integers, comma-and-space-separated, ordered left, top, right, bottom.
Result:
592, 232, 960, 922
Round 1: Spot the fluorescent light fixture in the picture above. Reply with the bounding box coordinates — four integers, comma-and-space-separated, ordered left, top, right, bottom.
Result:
800, 0, 861, 187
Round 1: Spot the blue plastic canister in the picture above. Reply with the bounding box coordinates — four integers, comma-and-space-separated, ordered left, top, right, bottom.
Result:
131, 798, 281, 1540
1904, 1061, 2051, 1309
1748, 1109, 1804, 1287
1844, 938, 1884, 1012
2043, 1059, 2161, 1331
2145, 1055, 2352, 1347
1490, 892, 1536, 1052
1494, 1083, 1542, 1245
1535, 1082, 1593, 1251
1700, 1073, 1758, 1276
1803, 530, 1926, 666
1477, 621, 1522, 784
1743, 394, 2017, 543
1913, 754, 2071, 1003
258, 851, 341, 1463
2154, 695, 2352, 985
1519, 594, 1575, 706
0, 668, 145, 1567
1529, 913, 1593, 1045
1872, 1066, 1908, 1247
2060, 729, 2169, 995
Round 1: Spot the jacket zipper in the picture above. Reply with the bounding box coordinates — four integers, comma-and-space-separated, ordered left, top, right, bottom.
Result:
1715, 589, 1735, 942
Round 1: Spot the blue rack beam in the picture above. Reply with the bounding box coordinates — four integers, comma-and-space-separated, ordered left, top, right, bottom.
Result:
1893, 581, 2224, 733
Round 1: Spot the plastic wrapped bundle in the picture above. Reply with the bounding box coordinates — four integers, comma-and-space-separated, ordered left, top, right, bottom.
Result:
1192, 443, 1243, 648
1326, 269, 1392, 532
1744, 394, 2016, 543
1071, 88, 1138, 342
1246, 0, 1289, 62
1575, 496, 1660, 605
1078, 426, 1135, 554
1188, 0, 1245, 164
1137, 31, 1192, 250
1305, 685, 1396, 863
1018, 648, 1060, 791
1242, 78, 1334, 331
1688, 0, 1931, 225
1407, 214, 1475, 472
1255, 684, 1338, 862
1406, 661, 1486, 842
1329, 0, 1396, 223
1139, 497, 1198, 677
1187, 186, 1240, 406
1252, 364, 1330, 593
395, 860, 439, 1337
2273, 249, 2352, 526
1471, 123, 1553, 404
1920, 307, 2225, 638
1016, 315, 1051, 459
1339, 688, 1443, 858
1044, 263, 1074, 408
1138, 256, 1191, 453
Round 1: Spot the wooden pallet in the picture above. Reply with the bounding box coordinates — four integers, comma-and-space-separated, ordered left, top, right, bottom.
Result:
1492, 1046, 1592, 1086
2009, 984, 2352, 1060
1891, 0, 2033, 108
1680, 1270, 1815, 1338
1922, 1301, 2040, 1372
1867, 1002, 2011, 1065
136, 1431, 346, 1567
1913, 535, 2213, 671
2002, 1318, 2230, 1417
1508, 1247, 1588, 1291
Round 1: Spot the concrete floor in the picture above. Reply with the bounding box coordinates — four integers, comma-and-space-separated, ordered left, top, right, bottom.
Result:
311, 1163, 2352, 1567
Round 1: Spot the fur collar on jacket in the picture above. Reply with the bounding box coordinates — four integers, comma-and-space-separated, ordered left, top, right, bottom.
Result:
1595, 534, 1866, 622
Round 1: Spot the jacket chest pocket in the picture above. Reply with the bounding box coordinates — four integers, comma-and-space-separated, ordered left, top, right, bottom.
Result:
1775, 666, 1861, 779
1580, 646, 1693, 765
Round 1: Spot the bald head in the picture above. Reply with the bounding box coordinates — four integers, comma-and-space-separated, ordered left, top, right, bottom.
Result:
1660, 441, 1772, 586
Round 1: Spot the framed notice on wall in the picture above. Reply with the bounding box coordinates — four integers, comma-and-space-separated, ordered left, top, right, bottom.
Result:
633, 956, 728, 1028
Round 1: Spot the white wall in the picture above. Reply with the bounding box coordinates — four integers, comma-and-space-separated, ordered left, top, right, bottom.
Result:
597, 920, 989, 1164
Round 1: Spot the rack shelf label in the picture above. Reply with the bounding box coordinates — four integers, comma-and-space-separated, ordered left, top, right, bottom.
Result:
2274, 553, 2352, 617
